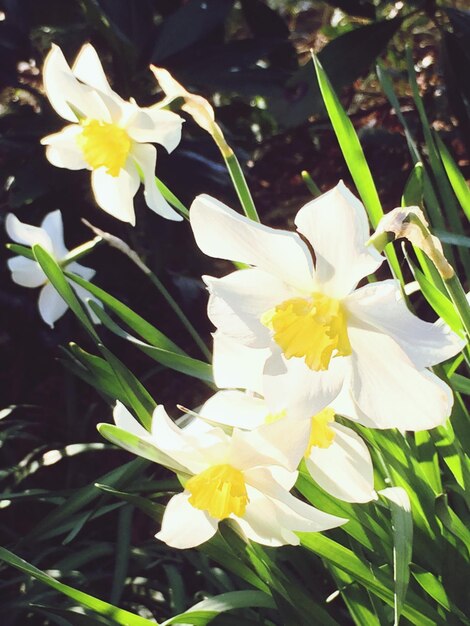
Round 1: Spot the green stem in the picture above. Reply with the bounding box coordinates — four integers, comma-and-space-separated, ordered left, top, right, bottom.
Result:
223, 152, 259, 222
145, 269, 212, 361
444, 273, 470, 346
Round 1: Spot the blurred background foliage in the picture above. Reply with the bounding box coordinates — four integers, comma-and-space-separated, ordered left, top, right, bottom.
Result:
1, 1, 470, 624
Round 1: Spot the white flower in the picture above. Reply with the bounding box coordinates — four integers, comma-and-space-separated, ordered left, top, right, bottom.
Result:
40, 44, 184, 225
6, 210, 98, 327
110, 402, 346, 549
199, 390, 376, 504
190, 182, 464, 431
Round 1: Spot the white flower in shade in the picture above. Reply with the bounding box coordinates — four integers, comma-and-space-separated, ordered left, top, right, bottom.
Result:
40, 44, 184, 225
190, 182, 464, 431
6, 210, 98, 327
108, 402, 346, 549
199, 389, 376, 504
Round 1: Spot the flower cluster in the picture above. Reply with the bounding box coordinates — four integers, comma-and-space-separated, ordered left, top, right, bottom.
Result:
5, 43, 465, 550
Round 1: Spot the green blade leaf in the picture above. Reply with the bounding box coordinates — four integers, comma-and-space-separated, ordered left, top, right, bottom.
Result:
89, 301, 213, 383
380, 487, 413, 626
0, 547, 157, 626
312, 54, 403, 282
434, 132, 470, 222
160, 591, 275, 626
66, 272, 184, 355
32, 244, 99, 341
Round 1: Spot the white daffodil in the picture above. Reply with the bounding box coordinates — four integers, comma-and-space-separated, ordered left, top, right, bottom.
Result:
40, 44, 184, 225
107, 402, 346, 549
6, 210, 98, 327
199, 389, 376, 504
190, 182, 464, 431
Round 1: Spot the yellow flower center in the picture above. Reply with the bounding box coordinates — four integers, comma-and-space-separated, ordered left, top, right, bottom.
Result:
261, 293, 351, 371
76, 119, 131, 177
186, 464, 249, 520
304, 408, 336, 458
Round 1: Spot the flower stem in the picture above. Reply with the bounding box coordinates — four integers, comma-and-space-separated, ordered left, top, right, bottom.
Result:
444, 273, 470, 345
145, 270, 212, 360
223, 151, 259, 222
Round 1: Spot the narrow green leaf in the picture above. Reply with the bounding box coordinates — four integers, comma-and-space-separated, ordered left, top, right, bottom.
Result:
380, 487, 413, 626
433, 130, 470, 222
32, 245, 99, 341
89, 302, 213, 383
411, 565, 470, 623
98, 345, 156, 429
94, 483, 165, 519
300, 534, 440, 625
155, 176, 189, 218
404, 251, 463, 333
67, 273, 184, 355
435, 494, 470, 557
6, 243, 35, 261
160, 591, 275, 626
0, 547, 157, 626
401, 162, 424, 207
312, 54, 403, 282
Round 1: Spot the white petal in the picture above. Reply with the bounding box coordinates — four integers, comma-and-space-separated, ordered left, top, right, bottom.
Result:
306, 423, 375, 503
150, 405, 228, 474
212, 332, 267, 394
7, 257, 46, 288
67, 261, 96, 282
262, 351, 346, 418
72, 43, 114, 95
38, 282, 68, 327
42, 44, 111, 123
205, 268, 294, 348
5, 213, 53, 252
268, 487, 347, 534
91, 162, 140, 224
41, 125, 89, 171
126, 107, 183, 152
41, 210, 68, 259
295, 181, 383, 298
348, 326, 454, 429
130, 143, 182, 221
199, 390, 269, 430
113, 401, 150, 439
190, 194, 315, 292
231, 418, 310, 472
345, 279, 464, 369
156, 492, 218, 549
236, 488, 296, 546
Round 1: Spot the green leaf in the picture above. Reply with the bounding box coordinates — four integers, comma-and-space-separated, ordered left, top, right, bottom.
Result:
160, 591, 275, 626
33, 605, 115, 626
410, 565, 470, 623
155, 176, 189, 218
312, 55, 403, 282
32, 245, 99, 341
434, 132, 470, 222
404, 251, 463, 333
401, 162, 424, 207
6, 243, 35, 261
380, 487, 413, 626
66, 273, 184, 355
0, 547, 157, 626
97, 345, 156, 429
300, 534, 440, 626
94, 483, 165, 520
435, 494, 470, 558
60, 344, 128, 404
89, 302, 213, 384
